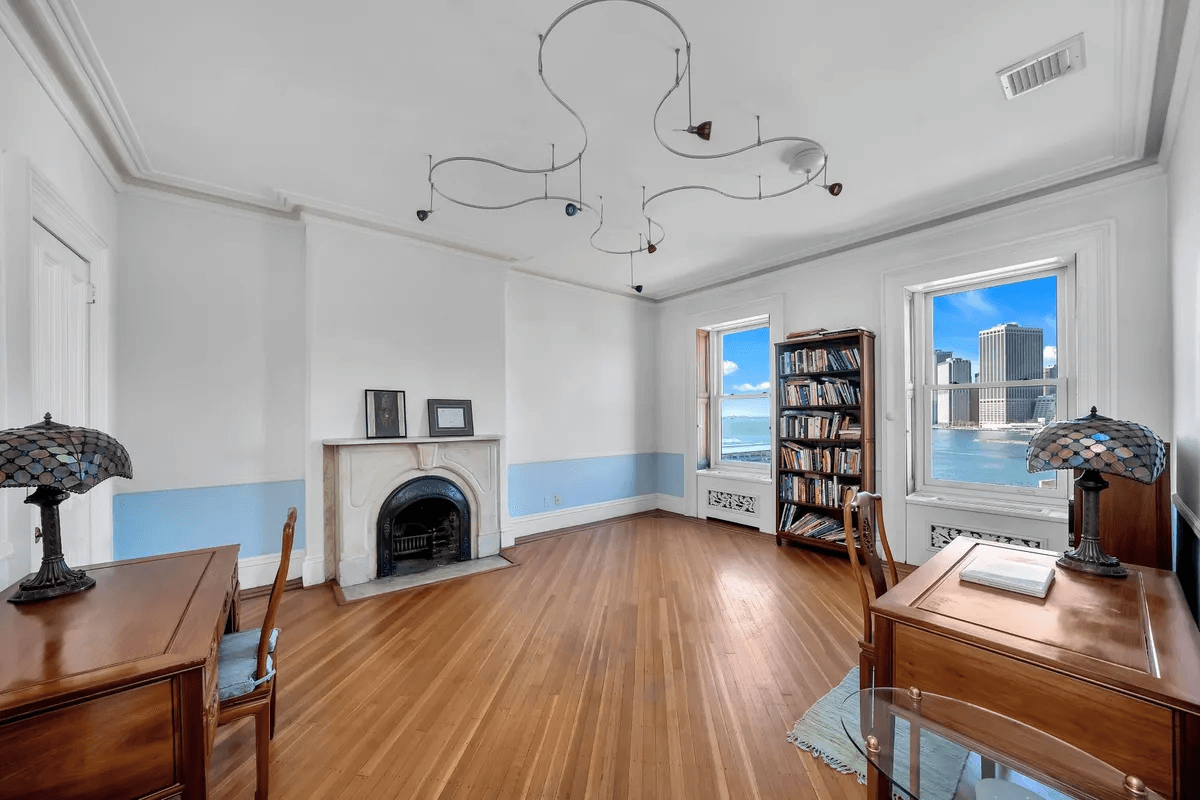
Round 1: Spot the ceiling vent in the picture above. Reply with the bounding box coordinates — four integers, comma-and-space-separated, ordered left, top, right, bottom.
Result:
998, 34, 1086, 100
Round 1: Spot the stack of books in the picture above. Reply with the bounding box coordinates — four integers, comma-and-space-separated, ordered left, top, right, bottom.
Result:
960, 554, 1056, 598
779, 509, 850, 543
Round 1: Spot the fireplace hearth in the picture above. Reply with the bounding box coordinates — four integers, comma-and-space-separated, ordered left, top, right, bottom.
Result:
377, 476, 471, 578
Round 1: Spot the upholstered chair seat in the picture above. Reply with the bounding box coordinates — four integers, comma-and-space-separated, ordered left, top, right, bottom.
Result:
218, 628, 280, 701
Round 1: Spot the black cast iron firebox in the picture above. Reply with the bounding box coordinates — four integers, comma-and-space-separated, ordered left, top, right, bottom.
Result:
377, 476, 471, 578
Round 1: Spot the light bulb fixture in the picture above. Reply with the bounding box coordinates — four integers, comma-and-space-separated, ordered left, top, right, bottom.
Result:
416, 161, 435, 221
419, 0, 844, 292
686, 121, 712, 141
818, 154, 843, 197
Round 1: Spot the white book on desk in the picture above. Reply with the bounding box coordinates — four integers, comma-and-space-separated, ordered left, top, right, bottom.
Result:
960, 553, 1056, 598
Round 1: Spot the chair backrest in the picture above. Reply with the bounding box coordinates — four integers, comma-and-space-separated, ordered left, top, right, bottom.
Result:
842, 492, 897, 645
256, 506, 298, 679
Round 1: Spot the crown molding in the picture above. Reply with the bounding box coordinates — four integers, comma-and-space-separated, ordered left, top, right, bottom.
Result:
658, 160, 1163, 302
282, 191, 520, 265
1115, 0, 1165, 158
0, 0, 122, 189
1159, 0, 1200, 168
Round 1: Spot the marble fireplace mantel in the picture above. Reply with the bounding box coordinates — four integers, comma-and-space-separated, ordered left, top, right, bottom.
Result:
322, 435, 504, 588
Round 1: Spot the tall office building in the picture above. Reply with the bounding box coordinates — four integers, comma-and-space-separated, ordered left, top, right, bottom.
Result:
1044, 364, 1058, 395
935, 357, 974, 425
979, 323, 1043, 424
934, 349, 953, 365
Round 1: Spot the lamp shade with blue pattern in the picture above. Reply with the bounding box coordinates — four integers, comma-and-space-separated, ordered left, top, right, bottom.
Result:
1, 413, 132, 602
1026, 406, 1165, 484
1026, 407, 1165, 577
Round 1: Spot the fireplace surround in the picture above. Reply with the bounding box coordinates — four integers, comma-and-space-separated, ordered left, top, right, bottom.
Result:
377, 476, 470, 577
323, 435, 503, 588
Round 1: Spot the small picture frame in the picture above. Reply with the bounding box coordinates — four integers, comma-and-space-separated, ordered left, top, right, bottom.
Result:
364, 390, 407, 438
427, 399, 474, 437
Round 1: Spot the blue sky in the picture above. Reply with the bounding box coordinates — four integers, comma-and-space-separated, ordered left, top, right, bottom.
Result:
722, 325, 770, 417
932, 275, 1057, 377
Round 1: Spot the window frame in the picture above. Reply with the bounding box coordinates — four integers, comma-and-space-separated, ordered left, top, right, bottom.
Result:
910, 258, 1074, 503
708, 316, 771, 473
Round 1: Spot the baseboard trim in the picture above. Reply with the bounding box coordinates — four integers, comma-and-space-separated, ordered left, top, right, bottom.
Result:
302, 554, 326, 587
513, 509, 663, 545
240, 577, 304, 601
507, 494, 662, 540
239, 549, 304, 589
655, 493, 687, 515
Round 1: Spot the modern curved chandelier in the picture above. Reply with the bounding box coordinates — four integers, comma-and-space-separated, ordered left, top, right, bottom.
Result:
415, 0, 843, 292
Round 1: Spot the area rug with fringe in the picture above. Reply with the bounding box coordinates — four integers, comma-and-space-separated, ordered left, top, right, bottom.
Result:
787, 667, 968, 799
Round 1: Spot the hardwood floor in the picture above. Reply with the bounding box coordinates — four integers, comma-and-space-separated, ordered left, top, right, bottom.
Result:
211, 514, 866, 800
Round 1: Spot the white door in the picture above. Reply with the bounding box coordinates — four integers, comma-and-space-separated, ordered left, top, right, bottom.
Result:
30, 221, 92, 570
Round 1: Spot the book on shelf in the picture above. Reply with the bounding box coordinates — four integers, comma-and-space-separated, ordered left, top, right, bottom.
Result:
779, 345, 861, 375
785, 328, 827, 340
779, 442, 862, 474
780, 376, 861, 406
779, 509, 849, 543
779, 410, 859, 440
778, 475, 859, 508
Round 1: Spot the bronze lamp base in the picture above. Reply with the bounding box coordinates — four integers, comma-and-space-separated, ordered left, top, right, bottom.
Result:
1056, 469, 1128, 578
7, 485, 96, 603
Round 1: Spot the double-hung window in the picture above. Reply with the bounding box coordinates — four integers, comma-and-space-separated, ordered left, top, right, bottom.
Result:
708, 319, 771, 471
911, 261, 1072, 500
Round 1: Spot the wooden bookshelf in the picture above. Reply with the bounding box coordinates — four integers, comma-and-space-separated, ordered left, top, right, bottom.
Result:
774, 328, 876, 556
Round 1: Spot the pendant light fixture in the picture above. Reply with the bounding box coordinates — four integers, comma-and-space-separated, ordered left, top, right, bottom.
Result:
416, 0, 844, 292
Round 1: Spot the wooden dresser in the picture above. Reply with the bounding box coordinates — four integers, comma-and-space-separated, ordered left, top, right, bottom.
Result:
872, 538, 1200, 800
0, 546, 240, 800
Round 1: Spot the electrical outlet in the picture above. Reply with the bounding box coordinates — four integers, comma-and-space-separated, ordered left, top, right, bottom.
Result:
554, 494, 562, 506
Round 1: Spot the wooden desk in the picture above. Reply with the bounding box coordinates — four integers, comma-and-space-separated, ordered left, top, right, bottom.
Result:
872, 538, 1200, 800
0, 546, 241, 800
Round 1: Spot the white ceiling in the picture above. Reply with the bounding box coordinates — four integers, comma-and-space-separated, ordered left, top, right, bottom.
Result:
57, 0, 1162, 298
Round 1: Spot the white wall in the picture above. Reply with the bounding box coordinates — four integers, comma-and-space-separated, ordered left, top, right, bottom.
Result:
1167, 39, 1200, 522
505, 271, 656, 465
115, 193, 306, 493
658, 168, 1172, 563
0, 29, 117, 586
303, 219, 508, 580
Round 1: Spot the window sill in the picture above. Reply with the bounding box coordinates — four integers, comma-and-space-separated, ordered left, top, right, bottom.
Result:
697, 468, 773, 485
906, 491, 1068, 523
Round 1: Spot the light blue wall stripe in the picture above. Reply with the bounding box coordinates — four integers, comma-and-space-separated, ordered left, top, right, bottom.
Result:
113, 480, 306, 561
508, 452, 685, 518
657, 453, 685, 498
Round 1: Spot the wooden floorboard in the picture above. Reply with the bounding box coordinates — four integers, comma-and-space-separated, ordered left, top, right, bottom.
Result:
211, 514, 866, 799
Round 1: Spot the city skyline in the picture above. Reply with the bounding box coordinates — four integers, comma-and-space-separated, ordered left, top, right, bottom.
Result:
932, 275, 1058, 372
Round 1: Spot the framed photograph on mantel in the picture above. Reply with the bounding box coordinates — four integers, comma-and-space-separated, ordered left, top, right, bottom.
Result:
365, 390, 407, 438
428, 399, 474, 437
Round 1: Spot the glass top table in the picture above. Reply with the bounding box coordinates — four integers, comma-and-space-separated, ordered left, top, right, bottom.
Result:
839, 687, 1163, 800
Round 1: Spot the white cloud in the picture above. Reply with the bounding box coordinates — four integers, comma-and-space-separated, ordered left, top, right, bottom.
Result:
723, 360, 738, 375
1043, 345, 1057, 365
732, 381, 770, 394
946, 289, 1001, 317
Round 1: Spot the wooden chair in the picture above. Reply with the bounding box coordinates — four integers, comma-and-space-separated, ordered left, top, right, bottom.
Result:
842, 491, 897, 690
216, 507, 297, 800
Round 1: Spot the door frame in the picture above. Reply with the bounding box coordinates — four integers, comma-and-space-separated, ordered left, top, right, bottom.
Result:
29, 168, 114, 564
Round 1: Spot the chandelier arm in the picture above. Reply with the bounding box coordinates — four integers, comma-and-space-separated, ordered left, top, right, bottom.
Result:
433, 184, 596, 213
590, 214, 665, 255
644, 174, 816, 208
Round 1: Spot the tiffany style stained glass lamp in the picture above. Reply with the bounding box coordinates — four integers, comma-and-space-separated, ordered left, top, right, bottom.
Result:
1026, 407, 1166, 578
0, 413, 132, 603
